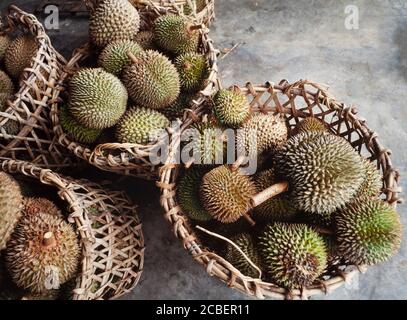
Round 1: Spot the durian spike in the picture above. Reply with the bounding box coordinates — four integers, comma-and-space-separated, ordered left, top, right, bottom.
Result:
250, 181, 289, 207
127, 51, 140, 64
42, 232, 57, 248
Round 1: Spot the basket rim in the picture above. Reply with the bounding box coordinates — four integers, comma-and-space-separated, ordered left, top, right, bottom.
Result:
157, 79, 402, 300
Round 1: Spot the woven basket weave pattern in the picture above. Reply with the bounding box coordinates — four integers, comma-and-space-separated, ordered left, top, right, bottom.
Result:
158, 80, 402, 299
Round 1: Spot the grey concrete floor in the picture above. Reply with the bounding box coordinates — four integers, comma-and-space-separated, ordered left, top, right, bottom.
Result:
1, 0, 407, 300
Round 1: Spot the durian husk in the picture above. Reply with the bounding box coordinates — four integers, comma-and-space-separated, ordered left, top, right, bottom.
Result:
4, 35, 38, 79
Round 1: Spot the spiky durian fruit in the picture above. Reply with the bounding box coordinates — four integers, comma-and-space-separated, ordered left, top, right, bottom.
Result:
134, 31, 157, 50
237, 113, 288, 154
225, 233, 261, 278
184, 0, 207, 15
0, 35, 11, 61
335, 197, 402, 265
4, 35, 37, 79
174, 52, 208, 92
69, 68, 127, 129
276, 131, 364, 215
0, 70, 14, 111
0, 172, 23, 250
213, 89, 250, 128
5, 212, 80, 293
23, 197, 63, 218
89, 0, 140, 47
115, 107, 170, 144
293, 117, 327, 136
356, 158, 382, 197
122, 50, 180, 109
177, 167, 212, 221
253, 169, 297, 222
153, 15, 200, 55
200, 165, 257, 223
60, 106, 102, 144
161, 93, 193, 120
259, 223, 327, 289
98, 40, 143, 75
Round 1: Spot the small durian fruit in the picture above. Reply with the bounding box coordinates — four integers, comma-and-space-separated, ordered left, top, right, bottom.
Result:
253, 169, 297, 222
237, 113, 288, 154
174, 52, 209, 92
89, 0, 140, 47
122, 50, 180, 110
225, 233, 261, 278
293, 117, 327, 136
0, 70, 14, 111
276, 131, 365, 215
115, 107, 170, 145
69, 68, 128, 129
213, 88, 250, 128
60, 106, 102, 144
200, 165, 257, 223
4, 35, 37, 79
5, 212, 80, 293
153, 15, 200, 55
356, 157, 382, 197
177, 167, 212, 222
259, 223, 327, 289
161, 93, 193, 121
134, 31, 157, 51
335, 197, 402, 266
98, 40, 143, 75
23, 197, 63, 218
0, 35, 11, 61
0, 172, 23, 250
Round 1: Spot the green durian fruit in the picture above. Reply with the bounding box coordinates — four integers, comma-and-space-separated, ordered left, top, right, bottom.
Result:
177, 167, 212, 221
153, 15, 200, 55
213, 88, 250, 128
0, 70, 14, 111
200, 165, 257, 223
259, 223, 327, 289
0, 35, 11, 61
293, 117, 327, 136
69, 68, 127, 129
276, 131, 365, 215
161, 93, 193, 120
134, 31, 157, 50
356, 157, 382, 197
335, 197, 402, 265
122, 50, 180, 109
4, 35, 37, 79
115, 107, 170, 144
89, 0, 140, 47
174, 52, 208, 92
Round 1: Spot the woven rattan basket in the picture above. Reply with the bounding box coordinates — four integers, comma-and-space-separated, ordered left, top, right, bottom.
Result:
50, 1, 219, 180
0, 6, 79, 169
0, 159, 145, 300
158, 80, 402, 300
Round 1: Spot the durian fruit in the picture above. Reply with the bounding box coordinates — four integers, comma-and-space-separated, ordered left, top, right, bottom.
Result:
60, 106, 102, 144
4, 35, 37, 79
0, 172, 23, 250
5, 212, 80, 293
356, 157, 382, 197
89, 0, 140, 47
0, 35, 11, 61
23, 197, 63, 218
225, 233, 261, 278
335, 197, 402, 265
174, 52, 208, 92
200, 165, 257, 223
293, 117, 327, 136
134, 31, 157, 51
69, 68, 128, 129
115, 107, 170, 144
276, 131, 364, 215
0, 70, 14, 111
177, 167, 212, 221
122, 50, 180, 109
182, 122, 226, 165
259, 223, 327, 289
153, 15, 200, 55
213, 88, 250, 128
184, 0, 207, 15
161, 93, 193, 120
252, 169, 297, 222
237, 113, 288, 154
98, 40, 143, 76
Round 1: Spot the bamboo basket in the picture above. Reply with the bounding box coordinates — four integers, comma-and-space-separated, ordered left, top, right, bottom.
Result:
0, 159, 145, 300
157, 80, 402, 300
0, 6, 79, 169
50, 1, 219, 180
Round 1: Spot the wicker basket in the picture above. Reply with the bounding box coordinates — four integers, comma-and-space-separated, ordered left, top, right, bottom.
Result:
50, 1, 219, 180
0, 159, 145, 300
0, 6, 80, 169
158, 80, 402, 300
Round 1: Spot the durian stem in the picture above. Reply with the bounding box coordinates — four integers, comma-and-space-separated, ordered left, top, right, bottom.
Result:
188, 24, 203, 32
127, 51, 140, 64
231, 155, 246, 171
314, 227, 334, 235
42, 232, 56, 247
243, 213, 256, 226
250, 181, 289, 208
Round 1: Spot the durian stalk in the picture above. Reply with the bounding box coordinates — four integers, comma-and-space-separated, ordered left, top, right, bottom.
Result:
250, 181, 289, 207
187, 24, 203, 33
127, 51, 140, 64
42, 232, 56, 248
242, 213, 255, 226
